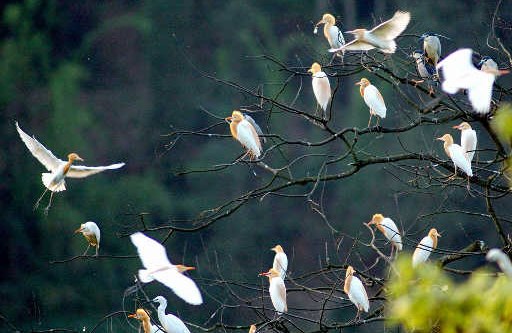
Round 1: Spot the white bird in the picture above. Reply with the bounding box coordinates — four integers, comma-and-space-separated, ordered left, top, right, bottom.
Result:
153, 296, 191, 333
329, 11, 410, 54
314, 13, 345, 58
271, 245, 288, 279
355, 78, 387, 127
436, 49, 509, 114
128, 308, 163, 333
75, 221, 101, 256
308, 62, 331, 118
248, 324, 257, 333
259, 268, 287, 315
412, 228, 441, 267
479, 56, 499, 72
436, 134, 473, 177
453, 122, 477, 162
225, 110, 262, 159
15, 121, 125, 213
130, 232, 203, 305
243, 113, 266, 143
368, 214, 402, 255
486, 248, 512, 278
344, 266, 369, 319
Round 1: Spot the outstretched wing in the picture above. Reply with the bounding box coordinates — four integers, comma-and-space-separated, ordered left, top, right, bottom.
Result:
370, 11, 411, 40
16, 121, 63, 171
331, 39, 375, 53
130, 232, 173, 269
67, 163, 125, 178
153, 269, 203, 305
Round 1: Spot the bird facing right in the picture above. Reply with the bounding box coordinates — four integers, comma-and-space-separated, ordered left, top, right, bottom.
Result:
452, 122, 477, 162
412, 228, 441, 267
271, 245, 288, 279
153, 296, 191, 333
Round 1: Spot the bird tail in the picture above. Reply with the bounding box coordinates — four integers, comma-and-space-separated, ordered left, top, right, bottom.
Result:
42, 173, 66, 192
138, 269, 154, 283
385, 40, 397, 54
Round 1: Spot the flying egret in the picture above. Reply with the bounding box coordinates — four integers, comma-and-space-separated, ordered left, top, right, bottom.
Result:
15, 121, 125, 213
412, 228, 441, 267
368, 214, 402, 256
249, 324, 257, 333
420, 33, 442, 68
259, 268, 287, 315
486, 248, 512, 278
344, 266, 369, 320
453, 122, 477, 162
436, 134, 473, 178
130, 232, 203, 305
436, 49, 509, 114
153, 296, 191, 333
225, 110, 262, 159
271, 245, 288, 279
308, 62, 331, 118
128, 308, 163, 333
329, 11, 411, 54
314, 13, 345, 58
355, 78, 387, 127
74, 221, 100, 256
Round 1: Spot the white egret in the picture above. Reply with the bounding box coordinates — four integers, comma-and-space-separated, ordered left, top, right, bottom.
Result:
453, 122, 477, 162
271, 245, 288, 279
344, 266, 369, 319
153, 296, 190, 333
436, 134, 473, 177
128, 308, 163, 333
486, 248, 512, 278
355, 78, 387, 127
308, 62, 332, 119
259, 268, 287, 315
412, 228, 441, 267
225, 110, 262, 159
368, 214, 402, 255
74, 221, 100, 256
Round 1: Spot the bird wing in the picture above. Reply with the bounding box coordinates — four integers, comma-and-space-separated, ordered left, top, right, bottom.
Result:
312, 73, 332, 111
448, 144, 473, 176
89, 222, 101, 244
437, 49, 475, 92
364, 85, 387, 118
236, 120, 262, 157
130, 232, 173, 269
163, 313, 191, 333
370, 11, 411, 40
16, 121, 63, 171
412, 236, 433, 266
461, 129, 477, 162
382, 218, 402, 248
273, 252, 288, 277
152, 269, 203, 305
270, 278, 287, 313
66, 163, 125, 178
349, 276, 369, 312
467, 72, 494, 114
328, 25, 344, 49
243, 114, 266, 143
333, 39, 375, 52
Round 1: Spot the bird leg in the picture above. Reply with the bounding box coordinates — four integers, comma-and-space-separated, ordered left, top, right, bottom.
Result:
43, 192, 55, 215
411, 79, 424, 86
34, 188, 49, 211
367, 114, 373, 129
82, 244, 90, 256
95, 245, 99, 257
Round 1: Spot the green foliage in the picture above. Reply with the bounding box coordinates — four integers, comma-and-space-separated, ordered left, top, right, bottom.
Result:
388, 256, 512, 333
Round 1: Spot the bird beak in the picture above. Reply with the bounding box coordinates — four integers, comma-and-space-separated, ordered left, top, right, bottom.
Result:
435, 137, 443, 141
258, 271, 270, 277
315, 19, 324, 27
225, 116, 233, 123
344, 30, 355, 34
75, 155, 84, 162
182, 266, 195, 272
307, 68, 313, 73
74, 227, 83, 234
452, 124, 461, 130
355, 81, 362, 86
499, 69, 510, 75
367, 220, 375, 225
436, 232, 442, 238
127, 313, 136, 318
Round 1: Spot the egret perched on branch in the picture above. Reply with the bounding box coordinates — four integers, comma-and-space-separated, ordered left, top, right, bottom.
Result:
486, 248, 512, 278
75, 221, 100, 256
436, 134, 473, 178
453, 122, 477, 162
15, 122, 125, 213
259, 268, 287, 315
308, 62, 331, 118
329, 11, 410, 54
271, 245, 288, 279
314, 13, 345, 58
420, 33, 442, 68
368, 214, 402, 256
128, 308, 163, 333
436, 49, 510, 114
225, 110, 262, 159
355, 78, 387, 127
153, 296, 191, 333
412, 50, 436, 80
344, 266, 369, 319
243, 113, 266, 143
412, 228, 441, 267
130, 232, 203, 305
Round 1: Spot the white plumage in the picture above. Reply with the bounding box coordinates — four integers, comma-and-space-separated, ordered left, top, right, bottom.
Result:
308, 62, 331, 117
226, 111, 262, 159
75, 221, 101, 256
437, 134, 473, 177
271, 245, 288, 279
412, 228, 441, 267
356, 78, 386, 127
130, 232, 203, 305
369, 214, 402, 251
453, 122, 477, 162
153, 296, 191, 333
260, 268, 287, 314
344, 266, 369, 314
486, 248, 512, 278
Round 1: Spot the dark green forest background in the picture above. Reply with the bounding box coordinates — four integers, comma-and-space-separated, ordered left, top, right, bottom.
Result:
1, 0, 511, 332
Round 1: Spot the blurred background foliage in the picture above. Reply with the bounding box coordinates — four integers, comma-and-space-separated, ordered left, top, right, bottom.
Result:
1, 0, 512, 332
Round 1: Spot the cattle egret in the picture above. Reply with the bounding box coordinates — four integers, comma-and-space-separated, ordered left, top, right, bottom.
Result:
420, 33, 442, 68
259, 268, 287, 315
436, 134, 473, 177
74, 221, 100, 256
437, 49, 509, 114
153, 296, 191, 333
453, 122, 477, 162
314, 13, 345, 58
249, 324, 257, 333
308, 62, 331, 118
130, 232, 203, 305
486, 248, 512, 278
355, 78, 387, 127
225, 110, 262, 159
344, 266, 369, 319
412, 228, 441, 267
128, 308, 162, 333
368, 214, 402, 255
271, 245, 288, 279
243, 113, 266, 143
329, 11, 410, 54
15, 121, 125, 213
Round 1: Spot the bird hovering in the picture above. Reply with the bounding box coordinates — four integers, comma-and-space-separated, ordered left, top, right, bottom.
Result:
271, 245, 288, 279
15, 121, 125, 213
368, 214, 402, 256
128, 308, 163, 333
329, 11, 410, 54
436, 133, 473, 178
130, 232, 203, 305
344, 266, 369, 320
308, 62, 332, 119
75, 221, 100, 256
259, 268, 287, 315
452, 122, 477, 162
486, 248, 512, 278
355, 78, 387, 127
314, 13, 345, 58
225, 110, 262, 159
412, 228, 441, 267
153, 296, 191, 333
436, 49, 509, 114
